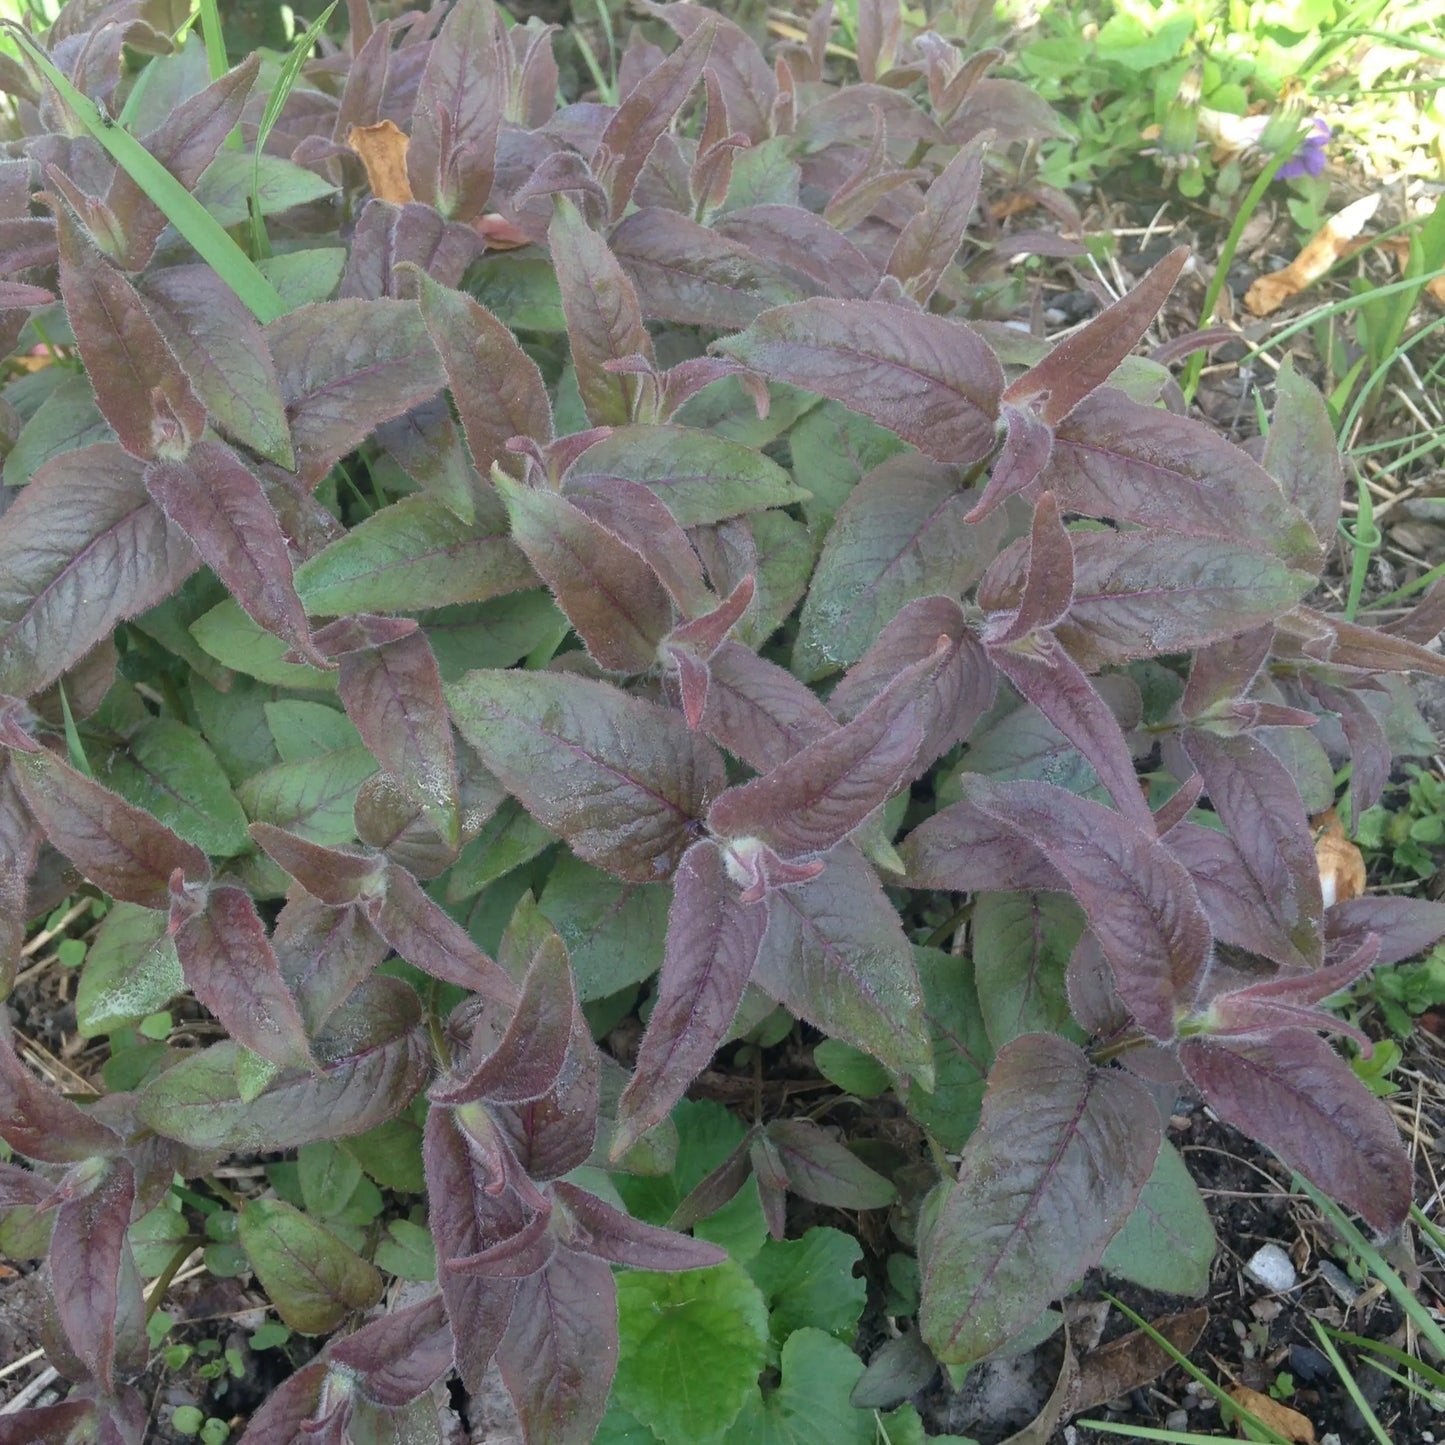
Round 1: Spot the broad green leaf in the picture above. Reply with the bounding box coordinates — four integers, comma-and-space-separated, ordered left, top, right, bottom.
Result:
719, 139, 801, 211
972, 892, 1085, 1050
613, 1099, 748, 1227
191, 674, 281, 783
193, 150, 337, 225
423, 593, 566, 681
375, 1218, 436, 1281
99, 717, 251, 857
295, 494, 533, 616
3, 372, 112, 489
673, 376, 815, 448
920, 1033, 1161, 1365
341, 1115, 426, 1193
748, 1228, 865, 1346
721, 1328, 878, 1445
901, 947, 992, 1152
446, 669, 726, 883
812, 1040, 891, 1098
256, 248, 348, 309
788, 400, 909, 541
564, 425, 808, 527
239, 1197, 383, 1333
128, 1201, 190, 1278
614, 1260, 768, 1444
76, 902, 185, 1038
298, 1139, 364, 1219
1099, 1141, 1215, 1296
236, 747, 379, 846
470, 253, 565, 331
191, 598, 337, 690
538, 852, 669, 1001
264, 700, 363, 761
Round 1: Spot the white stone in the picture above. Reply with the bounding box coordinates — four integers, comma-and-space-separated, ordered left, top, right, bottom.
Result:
1244, 1243, 1298, 1292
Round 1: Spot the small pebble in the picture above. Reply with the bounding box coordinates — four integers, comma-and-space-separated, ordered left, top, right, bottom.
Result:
1165, 1410, 1189, 1431
1244, 1243, 1298, 1292
1317, 1258, 1360, 1305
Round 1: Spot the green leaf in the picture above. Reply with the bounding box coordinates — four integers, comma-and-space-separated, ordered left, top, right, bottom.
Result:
1099, 1140, 1216, 1297
470, 252, 566, 331
341, 1116, 426, 1193
238, 1197, 383, 1334
191, 675, 280, 784
615, 1260, 769, 1445
744, 510, 814, 648
614, 1099, 749, 1227
76, 902, 185, 1038
972, 892, 1086, 1050
236, 747, 378, 846
902, 947, 993, 1152
720, 1328, 876, 1445
695, 1176, 769, 1264
295, 494, 534, 617
255, 249, 347, 309
423, 592, 567, 681
538, 853, 669, 1001
3, 372, 113, 489
99, 718, 251, 857
297, 1140, 363, 1219
129, 1201, 190, 1277
264, 700, 363, 761
748, 1228, 865, 1346
193, 150, 336, 226
191, 598, 337, 690
812, 1040, 891, 1098
374, 1218, 436, 1281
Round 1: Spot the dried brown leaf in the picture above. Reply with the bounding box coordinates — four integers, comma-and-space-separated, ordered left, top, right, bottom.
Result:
348, 120, 415, 206
1312, 807, 1366, 907
1227, 1385, 1317, 1443
1244, 196, 1379, 316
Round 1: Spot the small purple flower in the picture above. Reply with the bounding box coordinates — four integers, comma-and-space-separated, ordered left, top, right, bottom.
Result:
1277, 117, 1332, 179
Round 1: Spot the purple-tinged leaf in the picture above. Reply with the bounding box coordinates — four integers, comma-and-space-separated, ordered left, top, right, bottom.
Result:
446, 669, 727, 882
169, 881, 315, 1073
432, 934, 574, 1105
920, 1033, 1160, 1364
962, 401, 1054, 525
712, 205, 878, 301
611, 207, 804, 328
974, 891, 1085, 1049
52, 1158, 136, 1393
139, 264, 294, 468
326, 1293, 454, 1406
0, 439, 197, 699
1042, 391, 1321, 570
982, 491, 1073, 645
0, 281, 53, 309
753, 842, 932, 1079
272, 892, 389, 1033
0, 1022, 121, 1164
373, 393, 478, 522
640, 1, 775, 140
1183, 727, 1322, 967
1180, 626, 1274, 720
10, 745, 209, 909
412, 270, 553, 477
0, 1158, 51, 1208
144, 441, 328, 670
1202, 936, 1380, 1042
988, 635, 1155, 830
138, 975, 429, 1152
1302, 676, 1390, 828
230, 1363, 332, 1445
1262, 357, 1343, 549
407, 0, 504, 220
265, 300, 446, 488
450, 1203, 556, 1277
796, 84, 943, 152
423, 1107, 523, 1391
751, 1130, 790, 1238
368, 860, 518, 1005
1382, 579, 1445, 646
794, 456, 1005, 679
884, 131, 988, 304
709, 660, 926, 859
946, 778, 1211, 1040
899, 795, 1066, 894
554, 1180, 726, 1270
714, 300, 1004, 464
821, 107, 926, 233
335, 628, 460, 848
551, 196, 651, 427
496, 1247, 617, 1445
1179, 1029, 1410, 1232
494, 1007, 602, 1182
614, 840, 767, 1156
669, 574, 755, 656
856, 0, 902, 80
0, 1403, 94, 1445
766, 1118, 896, 1208
697, 641, 838, 772
340, 199, 484, 303
595, 19, 715, 217
492, 472, 673, 673
48, 190, 205, 463
1004, 248, 1187, 426
1325, 896, 1445, 968
1284, 606, 1445, 677
669, 1130, 756, 1230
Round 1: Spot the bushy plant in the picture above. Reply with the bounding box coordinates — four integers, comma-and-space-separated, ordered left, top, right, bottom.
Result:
1, 1, 1444, 1442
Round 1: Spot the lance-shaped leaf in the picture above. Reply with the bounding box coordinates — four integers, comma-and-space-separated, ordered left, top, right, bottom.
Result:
0, 1023, 121, 1164
920, 1032, 1161, 1365
885, 130, 989, 304
614, 840, 767, 1157
412, 270, 553, 477
332, 627, 460, 849
1182, 727, 1322, 968
145, 441, 328, 669
713, 205, 879, 302
1303, 676, 1389, 830
964, 400, 1054, 522
640, 1, 775, 139
765, 1119, 896, 1208
1180, 626, 1275, 721
595, 18, 715, 217
0, 1403, 95, 1445
272, 892, 390, 1034
1179, 1029, 1410, 1232
451, 1202, 556, 1277
494, 1008, 602, 1183
139, 264, 294, 467
446, 669, 727, 882
265, 299, 446, 486
795, 456, 1005, 680
496, 1246, 617, 1445
0, 443, 198, 698
1004, 248, 1187, 426
48, 189, 206, 462
137, 976, 429, 1151
973, 891, 1085, 1049
946, 778, 1211, 1039
1325, 896, 1445, 968
698, 641, 837, 773
551, 196, 651, 427
251, 826, 385, 907
899, 793, 1066, 895
708, 658, 927, 859
1263, 357, 1342, 549
982, 491, 1073, 645
492, 471, 674, 674
715, 300, 1004, 464
407, 0, 503, 220
52, 1158, 137, 1392
1201, 936, 1381, 1042
554, 1180, 726, 1270
10, 745, 209, 909
325, 1293, 454, 1406
752, 843, 932, 1080
1042, 391, 1321, 570
431, 934, 574, 1105
169, 880, 315, 1073
233, 1362, 329, 1444
239, 1197, 384, 1334
663, 575, 756, 727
